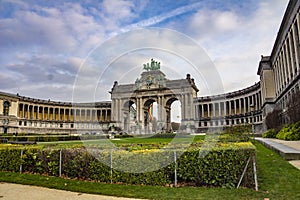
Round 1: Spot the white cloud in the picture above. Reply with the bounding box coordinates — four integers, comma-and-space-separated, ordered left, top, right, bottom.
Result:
176, 0, 289, 93
0, 0, 290, 102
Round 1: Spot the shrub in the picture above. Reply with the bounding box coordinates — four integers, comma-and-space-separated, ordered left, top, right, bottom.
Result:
263, 129, 277, 138
276, 122, 300, 141
224, 124, 251, 135
0, 144, 255, 188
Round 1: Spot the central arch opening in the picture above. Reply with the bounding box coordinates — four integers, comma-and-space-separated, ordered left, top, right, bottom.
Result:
166, 98, 181, 132
144, 99, 158, 134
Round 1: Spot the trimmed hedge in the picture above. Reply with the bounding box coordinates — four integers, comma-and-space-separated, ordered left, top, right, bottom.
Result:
0, 135, 107, 142
0, 144, 255, 188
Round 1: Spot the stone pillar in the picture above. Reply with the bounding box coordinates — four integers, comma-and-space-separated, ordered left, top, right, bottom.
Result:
238, 99, 241, 114
27, 104, 30, 119
136, 98, 140, 122
201, 104, 204, 118
234, 100, 237, 115
58, 108, 60, 121
292, 24, 300, 75
212, 103, 215, 117
283, 46, 290, 84
105, 109, 108, 121
288, 32, 296, 78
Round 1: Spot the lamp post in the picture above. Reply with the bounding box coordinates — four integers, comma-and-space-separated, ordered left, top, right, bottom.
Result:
250, 104, 255, 137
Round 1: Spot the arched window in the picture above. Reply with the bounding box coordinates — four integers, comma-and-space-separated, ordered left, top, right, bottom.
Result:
3, 101, 10, 116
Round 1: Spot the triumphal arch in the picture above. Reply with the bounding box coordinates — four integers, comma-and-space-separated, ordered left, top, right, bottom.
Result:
110, 59, 199, 133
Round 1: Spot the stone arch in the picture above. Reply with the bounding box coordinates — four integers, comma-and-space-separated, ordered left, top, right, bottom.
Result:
3, 100, 10, 116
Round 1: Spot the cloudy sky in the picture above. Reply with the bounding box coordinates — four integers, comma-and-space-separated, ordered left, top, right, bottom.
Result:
0, 0, 289, 103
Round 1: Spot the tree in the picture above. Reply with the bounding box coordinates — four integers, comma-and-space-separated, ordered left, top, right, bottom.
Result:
265, 109, 282, 132
286, 90, 300, 123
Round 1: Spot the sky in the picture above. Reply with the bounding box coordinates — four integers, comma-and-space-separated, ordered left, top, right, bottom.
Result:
0, 0, 289, 104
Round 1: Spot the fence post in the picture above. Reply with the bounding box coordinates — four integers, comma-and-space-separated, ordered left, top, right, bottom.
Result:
59, 149, 62, 177
253, 154, 258, 191
174, 151, 177, 187
20, 149, 23, 173
110, 149, 113, 184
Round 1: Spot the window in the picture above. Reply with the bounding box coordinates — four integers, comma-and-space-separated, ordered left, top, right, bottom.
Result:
3, 101, 10, 116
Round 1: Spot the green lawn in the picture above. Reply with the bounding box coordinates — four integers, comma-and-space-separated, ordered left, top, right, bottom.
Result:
1, 141, 300, 199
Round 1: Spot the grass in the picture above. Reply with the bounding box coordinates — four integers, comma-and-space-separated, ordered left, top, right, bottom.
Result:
1, 141, 300, 199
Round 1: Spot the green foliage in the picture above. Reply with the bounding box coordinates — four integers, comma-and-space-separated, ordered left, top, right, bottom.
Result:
0, 135, 107, 143
0, 149, 22, 172
224, 124, 251, 135
0, 144, 255, 188
262, 129, 277, 138
276, 122, 300, 141
149, 133, 176, 138
113, 134, 133, 139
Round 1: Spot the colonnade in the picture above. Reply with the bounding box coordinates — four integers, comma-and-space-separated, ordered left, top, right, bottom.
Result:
195, 87, 262, 128
18, 103, 111, 122
196, 92, 262, 119
273, 10, 300, 96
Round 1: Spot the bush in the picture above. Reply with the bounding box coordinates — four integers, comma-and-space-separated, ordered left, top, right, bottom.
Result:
224, 124, 251, 135
0, 144, 256, 188
276, 122, 300, 141
263, 129, 277, 138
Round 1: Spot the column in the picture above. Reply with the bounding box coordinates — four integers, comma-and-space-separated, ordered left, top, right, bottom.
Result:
27, 104, 29, 119
274, 61, 280, 93
100, 110, 103, 122
280, 52, 285, 86
57, 108, 60, 121
185, 94, 189, 119
212, 103, 216, 117
218, 102, 221, 117
224, 102, 227, 117
207, 103, 210, 117
234, 100, 237, 115
105, 109, 108, 121
286, 37, 292, 81
238, 99, 241, 114
243, 97, 246, 114
292, 23, 300, 75
288, 32, 296, 78
201, 104, 204, 118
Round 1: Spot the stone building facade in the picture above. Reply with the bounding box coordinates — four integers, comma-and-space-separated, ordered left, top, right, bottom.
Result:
0, 0, 299, 134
